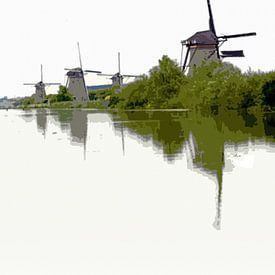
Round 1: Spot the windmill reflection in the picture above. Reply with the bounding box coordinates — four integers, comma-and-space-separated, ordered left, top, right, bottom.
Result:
53, 110, 88, 158
36, 109, 48, 136
70, 110, 88, 159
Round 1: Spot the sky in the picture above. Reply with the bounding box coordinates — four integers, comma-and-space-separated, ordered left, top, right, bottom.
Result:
0, 0, 275, 98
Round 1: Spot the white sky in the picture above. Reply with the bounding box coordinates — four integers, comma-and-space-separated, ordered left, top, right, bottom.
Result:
0, 0, 274, 98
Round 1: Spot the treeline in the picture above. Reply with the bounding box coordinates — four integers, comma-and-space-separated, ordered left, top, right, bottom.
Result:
109, 56, 275, 112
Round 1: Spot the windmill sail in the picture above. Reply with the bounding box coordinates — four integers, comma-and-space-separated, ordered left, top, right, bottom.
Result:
41, 64, 43, 82
218, 32, 256, 39
118, 52, 121, 74
221, 50, 244, 58
207, 0, 216, 35
84, 70, 102, 73
77, 42, 83, 69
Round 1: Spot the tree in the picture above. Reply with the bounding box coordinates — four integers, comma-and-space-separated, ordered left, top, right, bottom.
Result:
56, 86, 74, 102
146, 56, 186, 108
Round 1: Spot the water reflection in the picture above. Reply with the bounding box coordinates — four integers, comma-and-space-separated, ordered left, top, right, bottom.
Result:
111, 110, 275, 229
36, 109, 48, 136
31, 109, 88, 158
19, 108, 275, 229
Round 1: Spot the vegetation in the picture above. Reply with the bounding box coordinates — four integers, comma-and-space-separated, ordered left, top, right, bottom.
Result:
19, 56, 275, 112
56, 86, 74, 102
107, 56, 275, 112
21, 96, 35, 107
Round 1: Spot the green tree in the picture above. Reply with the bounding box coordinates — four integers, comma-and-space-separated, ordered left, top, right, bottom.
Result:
146, 56, 186, 108
56, 86, 74, 102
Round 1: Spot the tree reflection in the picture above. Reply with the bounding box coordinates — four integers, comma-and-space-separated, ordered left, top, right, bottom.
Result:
112, 109, 275, 229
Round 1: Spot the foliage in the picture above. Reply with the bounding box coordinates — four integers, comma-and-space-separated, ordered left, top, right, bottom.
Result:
114, 78, 148, 109
89, 89, 109, 101
21, 96, 35, 106
111, 56, 186, 109
46, 94, 58, 104
105, 56, 275, 112
145, 56, 186, 108
56, 86, 74, 102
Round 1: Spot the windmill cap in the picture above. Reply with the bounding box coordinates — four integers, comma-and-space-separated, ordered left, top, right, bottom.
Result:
186, 30, 218, 45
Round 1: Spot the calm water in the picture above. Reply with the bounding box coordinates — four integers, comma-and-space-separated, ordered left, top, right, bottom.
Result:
1, 108, 275, 274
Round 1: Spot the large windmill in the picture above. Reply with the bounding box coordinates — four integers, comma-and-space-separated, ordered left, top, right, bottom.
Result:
24, 65, 60, 103
65, 42, 101, 102
98, 52, 141, 88
181, 0, 256, 75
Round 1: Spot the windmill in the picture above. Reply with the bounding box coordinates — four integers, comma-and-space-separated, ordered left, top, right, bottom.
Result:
180, 0, 256, 75
98, 52, 141, 88
24, 65, 60, 103
65, 42, 101, 102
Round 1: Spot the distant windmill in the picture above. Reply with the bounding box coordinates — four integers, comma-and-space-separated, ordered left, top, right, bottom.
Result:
180, 0, 256, 75
98, 52, 141, 88
24, 65, 60, 103
65, 42, 101, 102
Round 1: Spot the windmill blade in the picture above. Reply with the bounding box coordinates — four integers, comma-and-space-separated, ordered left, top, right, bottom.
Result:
118, 52, 121, 74
221, 50, 244, 58
180, 42, 184, 68
218, 32, 256, 39
97, 73, 114, 77
41, 64, 43, 82
84, 70, 102, 74
77, 42, 83, 69
23, 83, 36, 85
122, 74, 142, 78
182, 46, 191, 72
207, 0, 217, 36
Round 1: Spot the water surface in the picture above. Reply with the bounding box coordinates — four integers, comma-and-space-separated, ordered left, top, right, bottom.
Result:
1, 109, 275, 274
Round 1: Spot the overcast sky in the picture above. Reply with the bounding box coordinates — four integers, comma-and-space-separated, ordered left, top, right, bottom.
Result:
0, 0, 274, 98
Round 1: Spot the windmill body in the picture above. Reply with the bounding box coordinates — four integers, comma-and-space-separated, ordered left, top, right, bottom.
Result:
65, 43, 101, 102
181, 0, 256, 75
184, 30, 219, 76
111, 72, 123, 87
33, 81, 46, 103
66, 68, 89, 102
